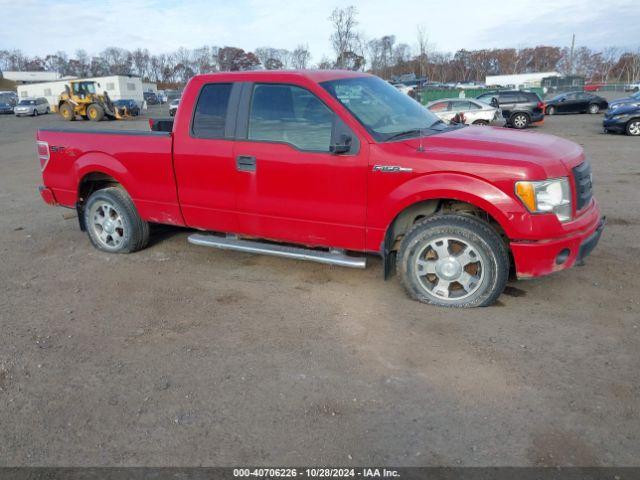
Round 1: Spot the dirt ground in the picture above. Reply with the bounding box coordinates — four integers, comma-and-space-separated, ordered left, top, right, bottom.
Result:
1, 96, 639, 466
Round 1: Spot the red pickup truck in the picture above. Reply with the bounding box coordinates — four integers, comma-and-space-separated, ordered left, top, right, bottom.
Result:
37, 71, 604, 307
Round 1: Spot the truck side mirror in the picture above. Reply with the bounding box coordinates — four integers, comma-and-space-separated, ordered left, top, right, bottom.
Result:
490, 97, 499, 108
330, 134, 352, 154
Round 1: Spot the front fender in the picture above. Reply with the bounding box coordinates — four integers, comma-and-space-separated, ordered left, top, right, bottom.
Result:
370, 172, 531, 247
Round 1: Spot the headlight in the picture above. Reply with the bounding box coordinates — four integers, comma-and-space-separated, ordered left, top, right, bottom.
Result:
612, 114, 630, 120
515, 177, 572, 222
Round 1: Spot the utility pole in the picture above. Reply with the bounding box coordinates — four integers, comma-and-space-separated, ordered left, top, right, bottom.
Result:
569, 34, 575, 74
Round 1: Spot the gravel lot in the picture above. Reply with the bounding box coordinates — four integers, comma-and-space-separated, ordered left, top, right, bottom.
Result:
1, 98, 639, 466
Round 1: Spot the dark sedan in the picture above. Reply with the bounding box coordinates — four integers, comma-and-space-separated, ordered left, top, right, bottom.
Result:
603, 105, 640, 136
113, 99, 140, 116
545, 91, 608, 115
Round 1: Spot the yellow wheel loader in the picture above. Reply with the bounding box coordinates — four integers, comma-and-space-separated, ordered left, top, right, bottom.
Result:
57, 80, 132, 121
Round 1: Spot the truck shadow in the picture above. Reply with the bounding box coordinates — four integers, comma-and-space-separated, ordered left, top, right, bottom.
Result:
148, 223, 189, 247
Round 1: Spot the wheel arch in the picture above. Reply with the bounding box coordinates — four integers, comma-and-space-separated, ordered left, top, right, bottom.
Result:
75, 158, 135, 230
379, 177, 521, 279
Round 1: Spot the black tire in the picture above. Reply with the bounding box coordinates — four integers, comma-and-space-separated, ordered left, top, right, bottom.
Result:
510, 112, 530, 129
33, 108, 38, 117
588, 104, 600, 114
83, 187, 150, 253
472, 120, 489, 126
59, 102, 75, 121
546, 106, 555, 115
397, 214, 509, 308
87, 104, 105, 122
626, 119, 640, 136
45, 107, 50, 114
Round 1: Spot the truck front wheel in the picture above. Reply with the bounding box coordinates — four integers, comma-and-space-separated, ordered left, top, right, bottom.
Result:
59, 103, 75, 121
87, 104, 105, 121
397, 214, 509, 307
83, 187, 149, 253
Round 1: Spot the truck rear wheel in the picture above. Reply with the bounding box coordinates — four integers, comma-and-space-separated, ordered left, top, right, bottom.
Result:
59, 103, 75, 121
87, 104, 105, 122
83, 187, 149, 253
397, 214, 509, 308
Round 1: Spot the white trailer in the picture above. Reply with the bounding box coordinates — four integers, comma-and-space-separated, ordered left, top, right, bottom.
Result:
485, 72, 560, 89
17, 75, 148, 110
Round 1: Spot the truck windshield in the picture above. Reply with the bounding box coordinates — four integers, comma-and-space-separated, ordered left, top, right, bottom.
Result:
321, 76, 445, 142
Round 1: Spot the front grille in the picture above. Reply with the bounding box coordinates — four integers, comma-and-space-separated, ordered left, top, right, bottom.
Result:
572, 161, 593, 211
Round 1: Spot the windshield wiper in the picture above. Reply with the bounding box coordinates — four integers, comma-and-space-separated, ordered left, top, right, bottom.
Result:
384, 128, 429, 142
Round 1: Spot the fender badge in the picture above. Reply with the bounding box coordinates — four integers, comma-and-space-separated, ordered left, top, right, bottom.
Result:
373, 165, 413, 173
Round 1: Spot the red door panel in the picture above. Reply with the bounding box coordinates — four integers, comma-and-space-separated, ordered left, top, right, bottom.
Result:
232, 140, 368, 250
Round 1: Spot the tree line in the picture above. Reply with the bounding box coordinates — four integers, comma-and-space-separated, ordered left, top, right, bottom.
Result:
1, 6, 639, 86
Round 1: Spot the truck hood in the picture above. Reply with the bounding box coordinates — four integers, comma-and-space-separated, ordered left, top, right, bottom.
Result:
400, 126, 584, 176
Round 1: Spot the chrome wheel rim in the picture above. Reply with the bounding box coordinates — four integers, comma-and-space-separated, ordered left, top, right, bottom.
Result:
414, 236, 485, 301
589, 105, 599, 114
629, 122, 640, 136
89, 201, 125, 249
513, 115, 526, 127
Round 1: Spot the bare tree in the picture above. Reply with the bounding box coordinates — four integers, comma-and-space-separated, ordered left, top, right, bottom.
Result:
291, 45, 311, 69
329, 6, 360, 68
416, 25, 429, 79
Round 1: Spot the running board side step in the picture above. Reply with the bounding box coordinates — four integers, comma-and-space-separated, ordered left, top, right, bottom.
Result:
188, 234, 367, 269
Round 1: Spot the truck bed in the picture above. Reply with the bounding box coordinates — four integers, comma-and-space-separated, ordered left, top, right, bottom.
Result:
37, 128, 184, 226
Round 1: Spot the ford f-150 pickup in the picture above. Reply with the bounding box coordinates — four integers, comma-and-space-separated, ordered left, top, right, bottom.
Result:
37, 70, 605, 307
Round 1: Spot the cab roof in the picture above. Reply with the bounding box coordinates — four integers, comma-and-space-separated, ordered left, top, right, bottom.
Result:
192, 70, 371, 84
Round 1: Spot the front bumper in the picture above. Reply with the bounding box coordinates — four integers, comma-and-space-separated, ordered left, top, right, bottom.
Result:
603, 117, 627, 132
511, 210, 605, 279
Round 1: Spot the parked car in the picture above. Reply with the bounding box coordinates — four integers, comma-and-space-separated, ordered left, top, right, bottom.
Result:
584, 82, 605, 92
426, 98, 501, 125
624, 82, 640, 92
113, 99, 140, 116
14, 98, 49, 117
0, 90, 18, 105
36, 71, 604, 308
545, 92, 608, 115
608, 91, 640, 111
169, 98, 180, 116
476, 90, 544, 129
0, 92, 16, 114
603, 104, 640, 136
143, 91, 158, 105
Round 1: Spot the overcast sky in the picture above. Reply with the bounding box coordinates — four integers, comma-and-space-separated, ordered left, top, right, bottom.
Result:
1, 0, 638, 61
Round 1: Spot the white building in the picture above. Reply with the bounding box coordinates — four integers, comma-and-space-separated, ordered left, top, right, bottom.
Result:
485, 72, 560, 89
16, 76, 156, 108
2, 71, 65, 84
